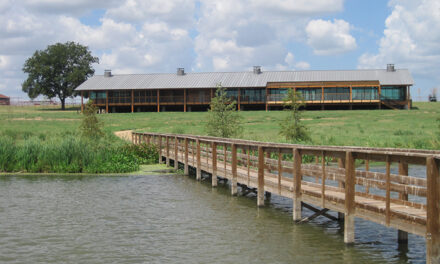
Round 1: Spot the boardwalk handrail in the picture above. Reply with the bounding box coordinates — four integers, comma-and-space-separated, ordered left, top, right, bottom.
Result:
132, 132, 440, 263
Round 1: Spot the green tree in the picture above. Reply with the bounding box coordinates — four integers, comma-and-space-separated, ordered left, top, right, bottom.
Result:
80, 100, 104, 140
205, 84, 243, 138
279, 88, 311, 142
22, 41, 99, 110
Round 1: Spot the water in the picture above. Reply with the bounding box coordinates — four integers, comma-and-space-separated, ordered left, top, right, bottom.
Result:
0, 173, 426, 263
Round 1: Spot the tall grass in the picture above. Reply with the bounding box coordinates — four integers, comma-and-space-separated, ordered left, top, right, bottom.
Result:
0, 134, 158, 173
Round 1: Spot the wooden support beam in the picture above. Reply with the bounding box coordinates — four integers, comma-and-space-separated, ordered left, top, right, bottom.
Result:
426, 157, 440, 264
212, 142, 217, 187
258, 146, 265, 207
184, 138, 189, 175
166, 136, 170, 166
238, 88, 241, 111
231, 144, 237, 195
398, 162, 409, 244
265, 86, 268, 111
174, 136, 179, 170
298, 208, 330, 224
338, 158, 345, 221
247, 147, 251, 186
184, 89, 187, 112
321, 151, 326, 208
196, 139, 201, 181
157, 89, 160, 112
131, 89, 134, 113
293, 148, 302, 221
344, 151, 355, 244
302, 202, 338, 221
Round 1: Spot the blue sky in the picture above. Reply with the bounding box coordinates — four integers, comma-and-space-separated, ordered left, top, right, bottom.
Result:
0, 0, 439, 101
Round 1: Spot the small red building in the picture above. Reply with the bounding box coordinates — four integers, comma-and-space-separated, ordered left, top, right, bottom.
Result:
0, 94, 10, 105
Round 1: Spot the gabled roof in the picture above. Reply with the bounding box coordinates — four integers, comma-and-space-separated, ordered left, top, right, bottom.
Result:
0, 94, 9, 99
75, 69, 414, 91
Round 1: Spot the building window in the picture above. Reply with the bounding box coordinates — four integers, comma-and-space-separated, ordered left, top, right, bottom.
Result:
268, 88, 287, 101
240, 88, 265, 103
297, 88, 322, 101
352, 87, 378, 100
324, 87, 350, 101
381, 86, 405, 100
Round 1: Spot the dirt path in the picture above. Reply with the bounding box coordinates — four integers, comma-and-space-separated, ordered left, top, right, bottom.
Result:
114, 130, 133, 142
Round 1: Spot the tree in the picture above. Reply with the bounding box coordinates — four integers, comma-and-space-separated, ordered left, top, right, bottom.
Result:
205, 84, 243, 138
80, 100, 104, 140
279, 88, 311, 142
22, 41, 99, 110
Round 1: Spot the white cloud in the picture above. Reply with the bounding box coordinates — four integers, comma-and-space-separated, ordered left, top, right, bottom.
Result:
306, 19, 357, 55
358, 0, 440, 81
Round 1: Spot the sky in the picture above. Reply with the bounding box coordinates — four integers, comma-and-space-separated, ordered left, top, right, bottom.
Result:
0, 0, 439, 101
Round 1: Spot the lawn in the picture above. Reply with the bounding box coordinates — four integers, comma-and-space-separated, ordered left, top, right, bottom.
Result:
0, 102, 439, 150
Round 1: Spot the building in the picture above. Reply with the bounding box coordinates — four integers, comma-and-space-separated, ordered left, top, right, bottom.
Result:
0, 94, 10, 105
75, 64, 413, 113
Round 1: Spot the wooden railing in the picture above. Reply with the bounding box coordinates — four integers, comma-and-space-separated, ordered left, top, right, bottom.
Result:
132, 132, 440, 263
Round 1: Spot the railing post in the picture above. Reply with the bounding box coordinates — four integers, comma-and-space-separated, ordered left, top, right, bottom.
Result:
131, 132, 135, 144
293, 148, 302, 221
426, 157, 440, 264
277, 148, 282, 195
231, 144, 237, 195
158, 136, 162, 164
184, 138, 189, 175
258, 146, 265, 207
344, 151, 355, 244
338, 158, 346, 221
212, 142, 217, 187
398, 162, 409, 245
174, 136, 179, 170
196, 139, 201, 181
166, 136, 170, 166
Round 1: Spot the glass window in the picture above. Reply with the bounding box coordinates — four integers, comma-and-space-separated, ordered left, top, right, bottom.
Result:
352, 87, 378, 100
381, 86, 405, 100
324, 87, 350, 100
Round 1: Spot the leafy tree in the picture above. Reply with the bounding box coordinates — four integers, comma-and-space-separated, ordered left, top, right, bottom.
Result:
22, 41, 99, 110
80, 100, 103, 140
279, 88, 311, 142
205, 84, 243, 138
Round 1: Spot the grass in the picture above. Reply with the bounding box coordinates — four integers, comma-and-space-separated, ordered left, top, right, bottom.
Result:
0, 102, 439, 152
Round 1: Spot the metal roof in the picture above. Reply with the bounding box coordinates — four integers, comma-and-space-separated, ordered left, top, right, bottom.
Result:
0, 94, 9, 99
75, 69, 414, 91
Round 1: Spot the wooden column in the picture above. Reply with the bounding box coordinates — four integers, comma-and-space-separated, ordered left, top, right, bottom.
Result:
158, 136, 162, 164
157, 89, 160, 112
196, 139, 201, 181
349, 85, 352, 102
174, 137, 179, 170
398, 162, 409, 244
407, 86, 411, 110
378, 85, 382, 109
344, 151, 355, 244
212, 142, 217, 187
265, 87, 268, 111
106, 91, 109, 113
293, 148, 302, 221
277, 149, 282, 195
238, 88, 241, 111
231, 144, 237, 195
321, 86, 324, 103
184, 138, 189, 175
426, 157, 440, 264
81, 91, 84, 112
131, 89, 134, 113
166, 136, 170, 166
257, 146, 265, 207
184, 89, 187, 112
338, 158, 346, 220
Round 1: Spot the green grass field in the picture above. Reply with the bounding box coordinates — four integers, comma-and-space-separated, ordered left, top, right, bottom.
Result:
0, 102, 439, 150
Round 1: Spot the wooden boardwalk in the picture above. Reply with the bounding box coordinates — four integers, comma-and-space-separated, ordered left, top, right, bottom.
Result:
133, 132, 440, 263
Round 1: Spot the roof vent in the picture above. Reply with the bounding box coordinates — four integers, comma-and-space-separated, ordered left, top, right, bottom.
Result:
104, 69, 112, 77
253, 66, 262, 74
386, 64, 395, 72
177, 68, 185, 76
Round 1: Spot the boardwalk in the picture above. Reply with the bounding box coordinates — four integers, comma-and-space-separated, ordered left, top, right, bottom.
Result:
133, 132, 440, 263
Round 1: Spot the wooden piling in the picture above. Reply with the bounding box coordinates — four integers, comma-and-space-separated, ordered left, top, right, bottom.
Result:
231, 144, 237, 195
398, 162, 409, 244
196, 139, 201, 181
174, 136, 179, 170
158, 136, 162, 164
426, 157, 440, 264
293, 148, 302, 221
257, 146, 265, 207
212, 142, 217, 187
166, 136, 170, 166
344, 151, 355, 244
184, 138, 189, 175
